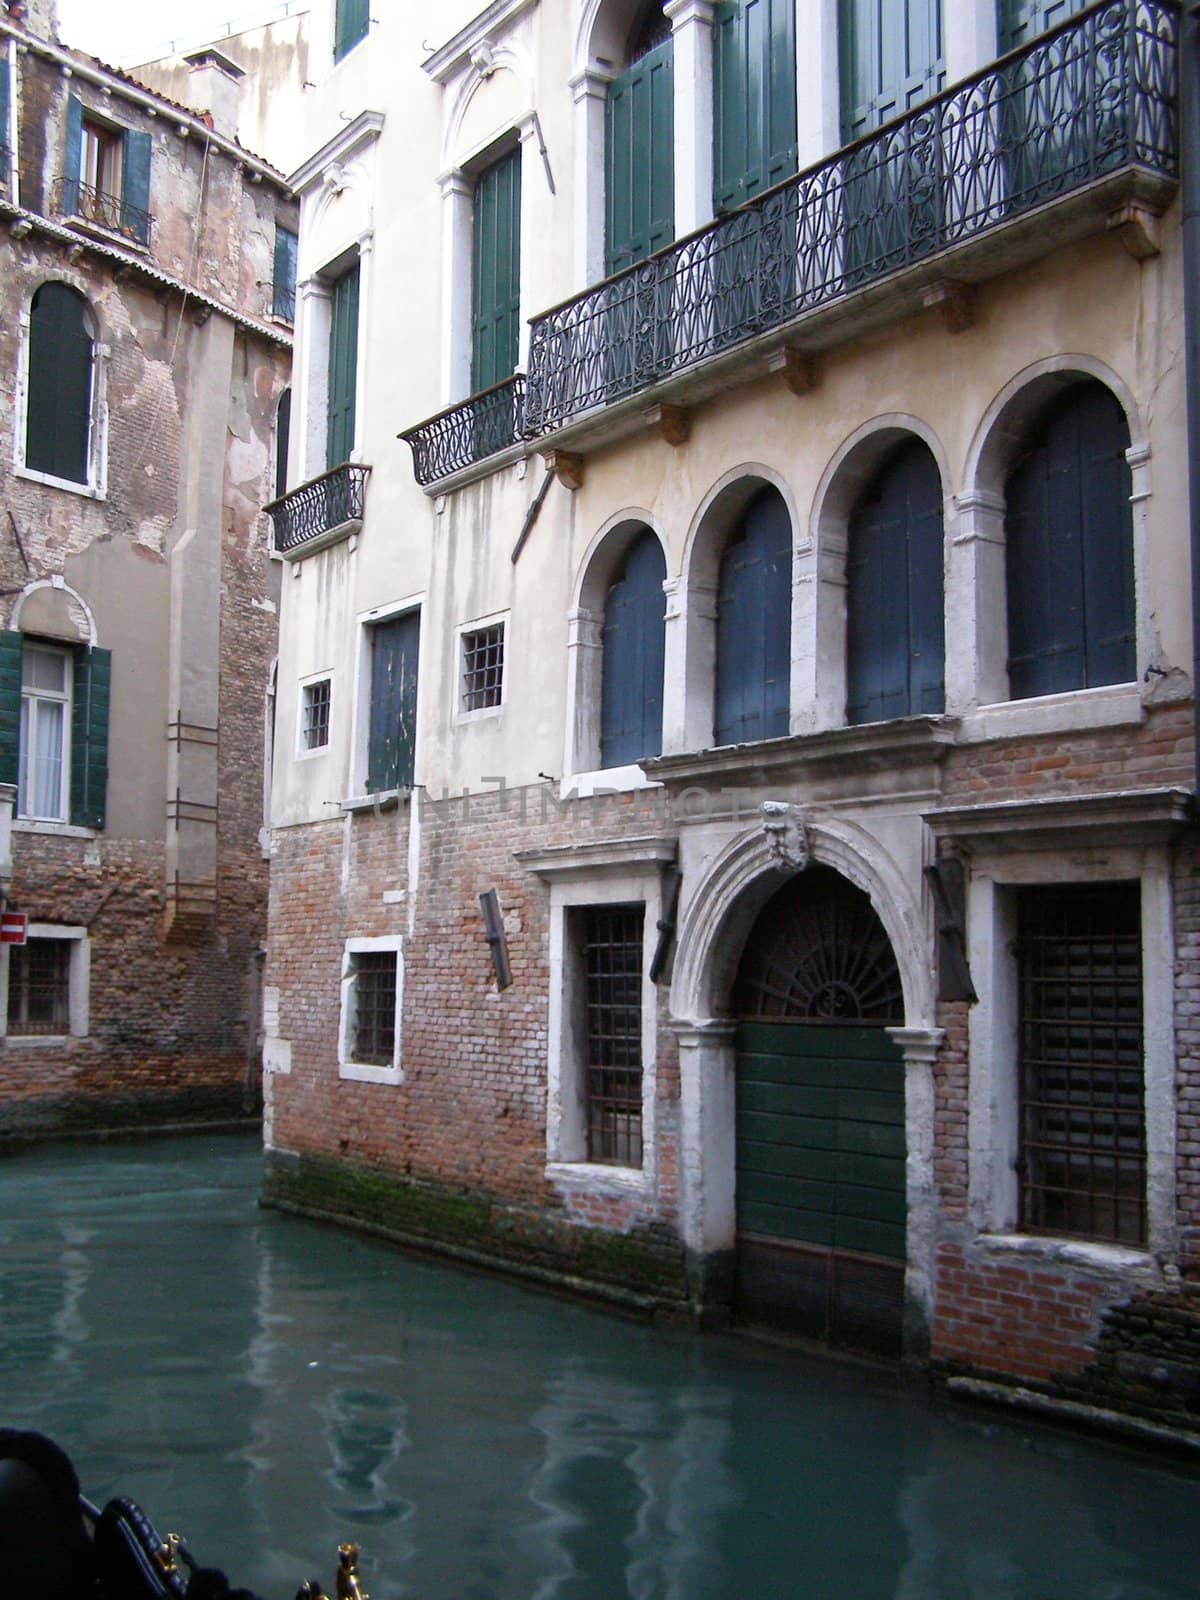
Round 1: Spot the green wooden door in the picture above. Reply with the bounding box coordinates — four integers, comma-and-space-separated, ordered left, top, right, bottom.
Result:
737, 1023, 906, 1260
604, 37, 674, 399
326, 263, 359, 470
471, 147, 522, 395
736, 1022, 906, 1354
839, 0, 944, 286
713, 0, 797, 211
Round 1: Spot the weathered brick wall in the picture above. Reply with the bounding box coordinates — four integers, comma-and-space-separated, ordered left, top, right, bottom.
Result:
264, 784, 689, 1299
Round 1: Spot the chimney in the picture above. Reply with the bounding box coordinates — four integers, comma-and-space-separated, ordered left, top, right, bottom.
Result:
182, 46, 246, 141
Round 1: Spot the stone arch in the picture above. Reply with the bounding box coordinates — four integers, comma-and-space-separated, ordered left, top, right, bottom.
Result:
684, 462, 799, 591
443, 51, 534, 174
965, 353, 1145, 504
803, 415, 952, 733
10, 579, 98, 647
671, 815, 934, 1031
566, 511, 667, 778
961, 356, 1150, 705
575, 0, 659, 75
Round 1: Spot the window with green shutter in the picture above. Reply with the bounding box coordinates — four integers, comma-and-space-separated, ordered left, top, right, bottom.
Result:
471, 147, 522, 395
25, 282, 94, 486
366, 612, 420, 794
0, 632, 109, 828
0, 55, 11, 177
334, 0, 369, 61
998, 0, 1087, 53
712, 0, 797, 212
63, 96, 153, 244
326, 262, 360, 470
605, 37, 674, 277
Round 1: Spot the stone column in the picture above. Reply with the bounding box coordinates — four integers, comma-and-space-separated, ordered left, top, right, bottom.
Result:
946, 490, 1007, 711
564, 606, 603, 775
796, 0, 841, 167
886, 1025, 945, 1359
569, 69, 613, 289
944, 0, 998, 85
674, 1020, 738, 1306
294, 276, 332, 484
665, 0, 717, 235
352, 229, 374, 460
438, 169, 473, 403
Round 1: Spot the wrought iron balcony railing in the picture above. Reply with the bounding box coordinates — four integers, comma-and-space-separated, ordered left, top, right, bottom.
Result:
401, 374, 526, 487
525, 0, 1178, 437
55, 176, 153, 246
265, 461, 370, 554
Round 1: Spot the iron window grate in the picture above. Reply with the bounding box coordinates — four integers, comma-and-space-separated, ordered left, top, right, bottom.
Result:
302, 678, 331, 750
1017, 882, 1145, 1246
353, 951, 396, 1066
461, 624, 505, 713
582, 905, 644, 1166
8, 940, 70, 1035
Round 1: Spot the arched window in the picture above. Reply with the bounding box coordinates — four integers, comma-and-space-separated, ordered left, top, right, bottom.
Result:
25, 283, 95, 486
605, 1, 674, 279
275, 388, 292, 501
600, 529, 666, 767
714, 486, 791, 745
1004, 380, 1134, 700
846, 439, 945, 725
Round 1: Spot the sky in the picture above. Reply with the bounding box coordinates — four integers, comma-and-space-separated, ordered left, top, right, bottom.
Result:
54, 0, 291, 65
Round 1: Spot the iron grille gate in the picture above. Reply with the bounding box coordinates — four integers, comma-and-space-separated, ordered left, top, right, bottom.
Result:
582, 905, 645, 1166
1017, 882, 1145, 1245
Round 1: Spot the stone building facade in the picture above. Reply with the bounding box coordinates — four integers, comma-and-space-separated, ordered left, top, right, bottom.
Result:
0, 0, 294, 1135
263, 0, 1200, 1424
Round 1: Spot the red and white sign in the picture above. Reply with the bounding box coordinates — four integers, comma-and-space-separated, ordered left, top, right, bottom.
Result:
0, 912, 27, 946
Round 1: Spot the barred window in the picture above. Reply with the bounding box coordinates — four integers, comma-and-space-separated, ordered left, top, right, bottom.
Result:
461, 623, 505, 713
582, 904, 644, 1166
8, 939, 71, 1036
1018, 882, 1145, 1246
352, 951, 397, 1067
301, 678, 331, 750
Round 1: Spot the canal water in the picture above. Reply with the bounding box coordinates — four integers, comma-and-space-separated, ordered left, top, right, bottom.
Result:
1, 1135, 1197, 1600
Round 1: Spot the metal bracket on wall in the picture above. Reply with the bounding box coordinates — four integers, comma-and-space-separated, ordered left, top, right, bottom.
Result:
925, 858, 977, 1004
479, 889, 513, 991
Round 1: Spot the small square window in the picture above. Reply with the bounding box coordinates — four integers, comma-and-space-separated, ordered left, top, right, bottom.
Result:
301, 678, 331, 751
352, 950, 397, 1066
8, 939, 71, 1036
461, 622, 504, 714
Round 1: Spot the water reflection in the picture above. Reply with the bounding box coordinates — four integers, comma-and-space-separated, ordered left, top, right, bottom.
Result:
0, 1136, 1196, 1600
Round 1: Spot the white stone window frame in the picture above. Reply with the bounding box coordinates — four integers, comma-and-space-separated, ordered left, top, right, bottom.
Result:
337, 933, 404, 1085
12, 279, 109, 501
954, 805, 1183, 1276
519, 837, 676, 1203
296, 668, 334, 760
0, 923, 90, 1044
455, 609, 508, 725
346, 592, 424, 806
288, 111, 383, 490
17, 639, 72, 824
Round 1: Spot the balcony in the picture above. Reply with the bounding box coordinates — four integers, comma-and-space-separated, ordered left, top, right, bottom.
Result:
265, 462, 371, 556
406, 0, 1178, 491
401, 374, 526, 488
54, 176, 153, 247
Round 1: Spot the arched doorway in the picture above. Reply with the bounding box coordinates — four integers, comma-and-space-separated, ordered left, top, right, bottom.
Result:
732, 865, 906, 1356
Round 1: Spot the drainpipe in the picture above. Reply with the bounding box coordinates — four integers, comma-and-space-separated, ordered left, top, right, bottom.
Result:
1183, 5, 1200, 790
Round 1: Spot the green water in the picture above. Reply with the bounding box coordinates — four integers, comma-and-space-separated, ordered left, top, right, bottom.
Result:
0, 1134, 1196, 1599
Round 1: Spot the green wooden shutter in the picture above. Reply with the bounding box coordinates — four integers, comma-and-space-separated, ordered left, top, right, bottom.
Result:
605, 37, 674, 276
120, 128, 152, 243
998, 0, 1086, 53
326, 262, 359, 469
367, 612, 419, 793
334, 0, 369, 60
26, 283, 93, 485
273, 225, 298, 320
839, 0, 944, 143
0, 632, 23, 790
63, 92, 83, 214
713, 0, 798, 211
470, 147, 522, 395
70, 645, 110, 830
